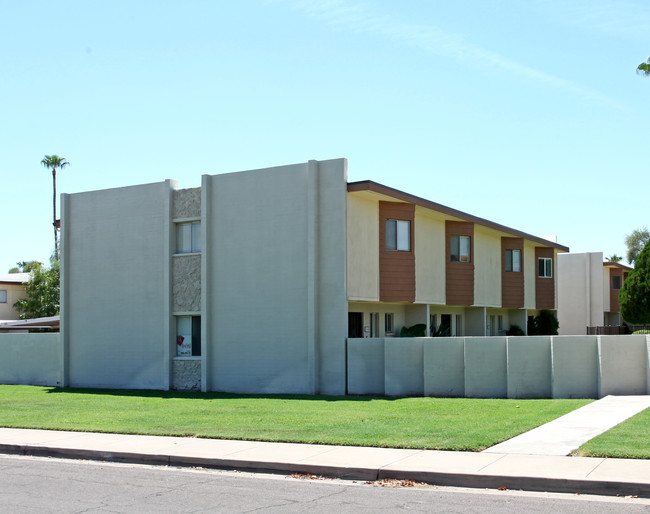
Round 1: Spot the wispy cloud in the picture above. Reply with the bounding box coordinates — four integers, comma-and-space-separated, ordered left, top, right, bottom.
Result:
541, 0, 650, 39
272, 0, 626, 111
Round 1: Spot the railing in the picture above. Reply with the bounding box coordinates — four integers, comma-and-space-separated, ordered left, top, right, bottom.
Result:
586, 325, 650, 335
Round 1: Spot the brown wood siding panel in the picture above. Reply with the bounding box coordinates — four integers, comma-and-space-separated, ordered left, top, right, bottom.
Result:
535, 247, 555, 310
501, 238, 524, 308
379, 202, 415, 302
609, 269, 622, 312
446, 221, 474, 306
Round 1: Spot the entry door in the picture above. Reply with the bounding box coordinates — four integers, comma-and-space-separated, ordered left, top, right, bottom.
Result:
348, 312, 364, 338
440, 314, 451, 336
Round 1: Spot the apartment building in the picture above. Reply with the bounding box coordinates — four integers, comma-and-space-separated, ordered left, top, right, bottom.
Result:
61, 159, 567, 394
347, 181, 567, 340
557, 253, 632, 334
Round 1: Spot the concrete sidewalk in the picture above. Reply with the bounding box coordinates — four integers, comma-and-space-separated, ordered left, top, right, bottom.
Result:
484, 395, 650, 456
0, 426, 649, 498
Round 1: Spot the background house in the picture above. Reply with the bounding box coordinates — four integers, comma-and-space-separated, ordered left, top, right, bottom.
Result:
0, 273, 29, 322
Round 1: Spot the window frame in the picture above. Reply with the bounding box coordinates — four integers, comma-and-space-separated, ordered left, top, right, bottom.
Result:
612, 275, 622, 290
538, 257, 553, 278
175, 221, 201, 254
176, 315, 201, 357
0, 290, 6, 303
505, 249, 521, 272
450, 235, 471, 263
385, 219, 411, 252
384, 313, 394, 335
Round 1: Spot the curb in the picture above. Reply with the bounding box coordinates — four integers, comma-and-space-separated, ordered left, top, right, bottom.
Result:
1, 443, 649, 498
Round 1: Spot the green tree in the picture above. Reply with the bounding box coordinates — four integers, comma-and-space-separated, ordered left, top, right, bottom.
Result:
607, 254, 623, 263
624, 227, 650, 265
620, 241, 650, 323
638, 57, 650, 76
527, 310, 559, 335
8, 260, 40, 273
41, 155, 70, 260
13, 260, 60, 319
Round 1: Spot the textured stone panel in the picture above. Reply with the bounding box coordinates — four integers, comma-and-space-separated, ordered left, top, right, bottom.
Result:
173, 187, 201, 219
173, 254, 201, 312
172, 358, 201, 391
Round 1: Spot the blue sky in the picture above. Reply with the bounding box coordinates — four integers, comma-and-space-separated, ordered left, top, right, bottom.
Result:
2, 0, 649, 272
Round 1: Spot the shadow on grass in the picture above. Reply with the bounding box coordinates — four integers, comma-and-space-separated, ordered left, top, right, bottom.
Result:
43, 387, 396, 402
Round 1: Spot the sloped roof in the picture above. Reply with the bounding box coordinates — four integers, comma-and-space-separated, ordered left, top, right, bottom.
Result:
0, 273, 30, 284
348, 180, 569, 251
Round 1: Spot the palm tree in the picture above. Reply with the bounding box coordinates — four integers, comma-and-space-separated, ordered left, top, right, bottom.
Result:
637, 57, 650, 76
41, 155, 69, 260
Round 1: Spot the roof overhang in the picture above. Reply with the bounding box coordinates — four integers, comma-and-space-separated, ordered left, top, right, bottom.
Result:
348, 181, 569, 251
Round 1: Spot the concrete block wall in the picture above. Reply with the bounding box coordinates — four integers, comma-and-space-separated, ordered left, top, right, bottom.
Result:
464, 337, 507, 398
423, 338, 464, 397
598, 335, 648, 396
347, 334, 650, 398
347, 338, 384, 395
0, 333, 61, 386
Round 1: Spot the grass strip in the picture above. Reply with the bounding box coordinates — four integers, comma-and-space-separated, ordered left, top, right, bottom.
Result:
0, 385, 590, 451
576, 407, 650, 459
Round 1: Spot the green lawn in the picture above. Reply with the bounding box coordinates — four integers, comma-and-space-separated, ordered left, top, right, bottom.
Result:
0, 386, 590, 451
576, 408, 650, 459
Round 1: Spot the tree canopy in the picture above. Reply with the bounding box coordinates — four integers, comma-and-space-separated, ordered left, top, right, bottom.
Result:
607, 254, 623, 263
13, 260, 60, 319
41, 155, 69, 260
624, 227, 650, 265
620, 241, 650, 324
8, 260, 41, 273
638, 57, 650, 76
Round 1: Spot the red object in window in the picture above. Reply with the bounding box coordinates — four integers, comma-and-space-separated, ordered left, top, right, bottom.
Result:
177, 335, 184, 346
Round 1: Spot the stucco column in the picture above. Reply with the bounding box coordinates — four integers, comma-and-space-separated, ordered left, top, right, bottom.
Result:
162, 179, 175, 390
60, 193, 70, 387
201, 174, 211, 392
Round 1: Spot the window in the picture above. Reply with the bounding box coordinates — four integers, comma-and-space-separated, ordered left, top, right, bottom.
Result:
505, 249, 521, 272
538, 257, 552, 278
455, 315, 462, 336
450, 235, 470, 262
370, 312, 379, 337
0, 290, 6, 303
429, 314, 437, 335
612, 275, 621, 290
176, 221, 201, 254
385, 219, 410, 251
176, 316, 201, 356
498, 315, 503, 332
385, 313, 394, 335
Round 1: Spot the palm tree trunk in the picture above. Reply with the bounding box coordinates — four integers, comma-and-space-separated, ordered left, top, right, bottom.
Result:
53, 168, 58, 260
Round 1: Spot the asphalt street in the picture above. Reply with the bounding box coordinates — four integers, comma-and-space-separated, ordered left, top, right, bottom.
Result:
1, 454, 648, 513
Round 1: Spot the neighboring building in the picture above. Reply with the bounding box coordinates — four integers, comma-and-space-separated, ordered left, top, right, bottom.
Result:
61, 159, 568, 394
557, 253, 632, 335
0, 273, 29, 322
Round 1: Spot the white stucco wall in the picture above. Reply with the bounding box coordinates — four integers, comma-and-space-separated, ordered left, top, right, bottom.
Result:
61, 181, 174, 389
205, 159, 347, 395
0, 333, 61, 386
346, 194, 379, 301
414, 209, 445, 304
473, 227, 501, 307
557, 252, 604, 335
507, 336, 552, 398
347, 338, 384, 395
423, 338, 465, 397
